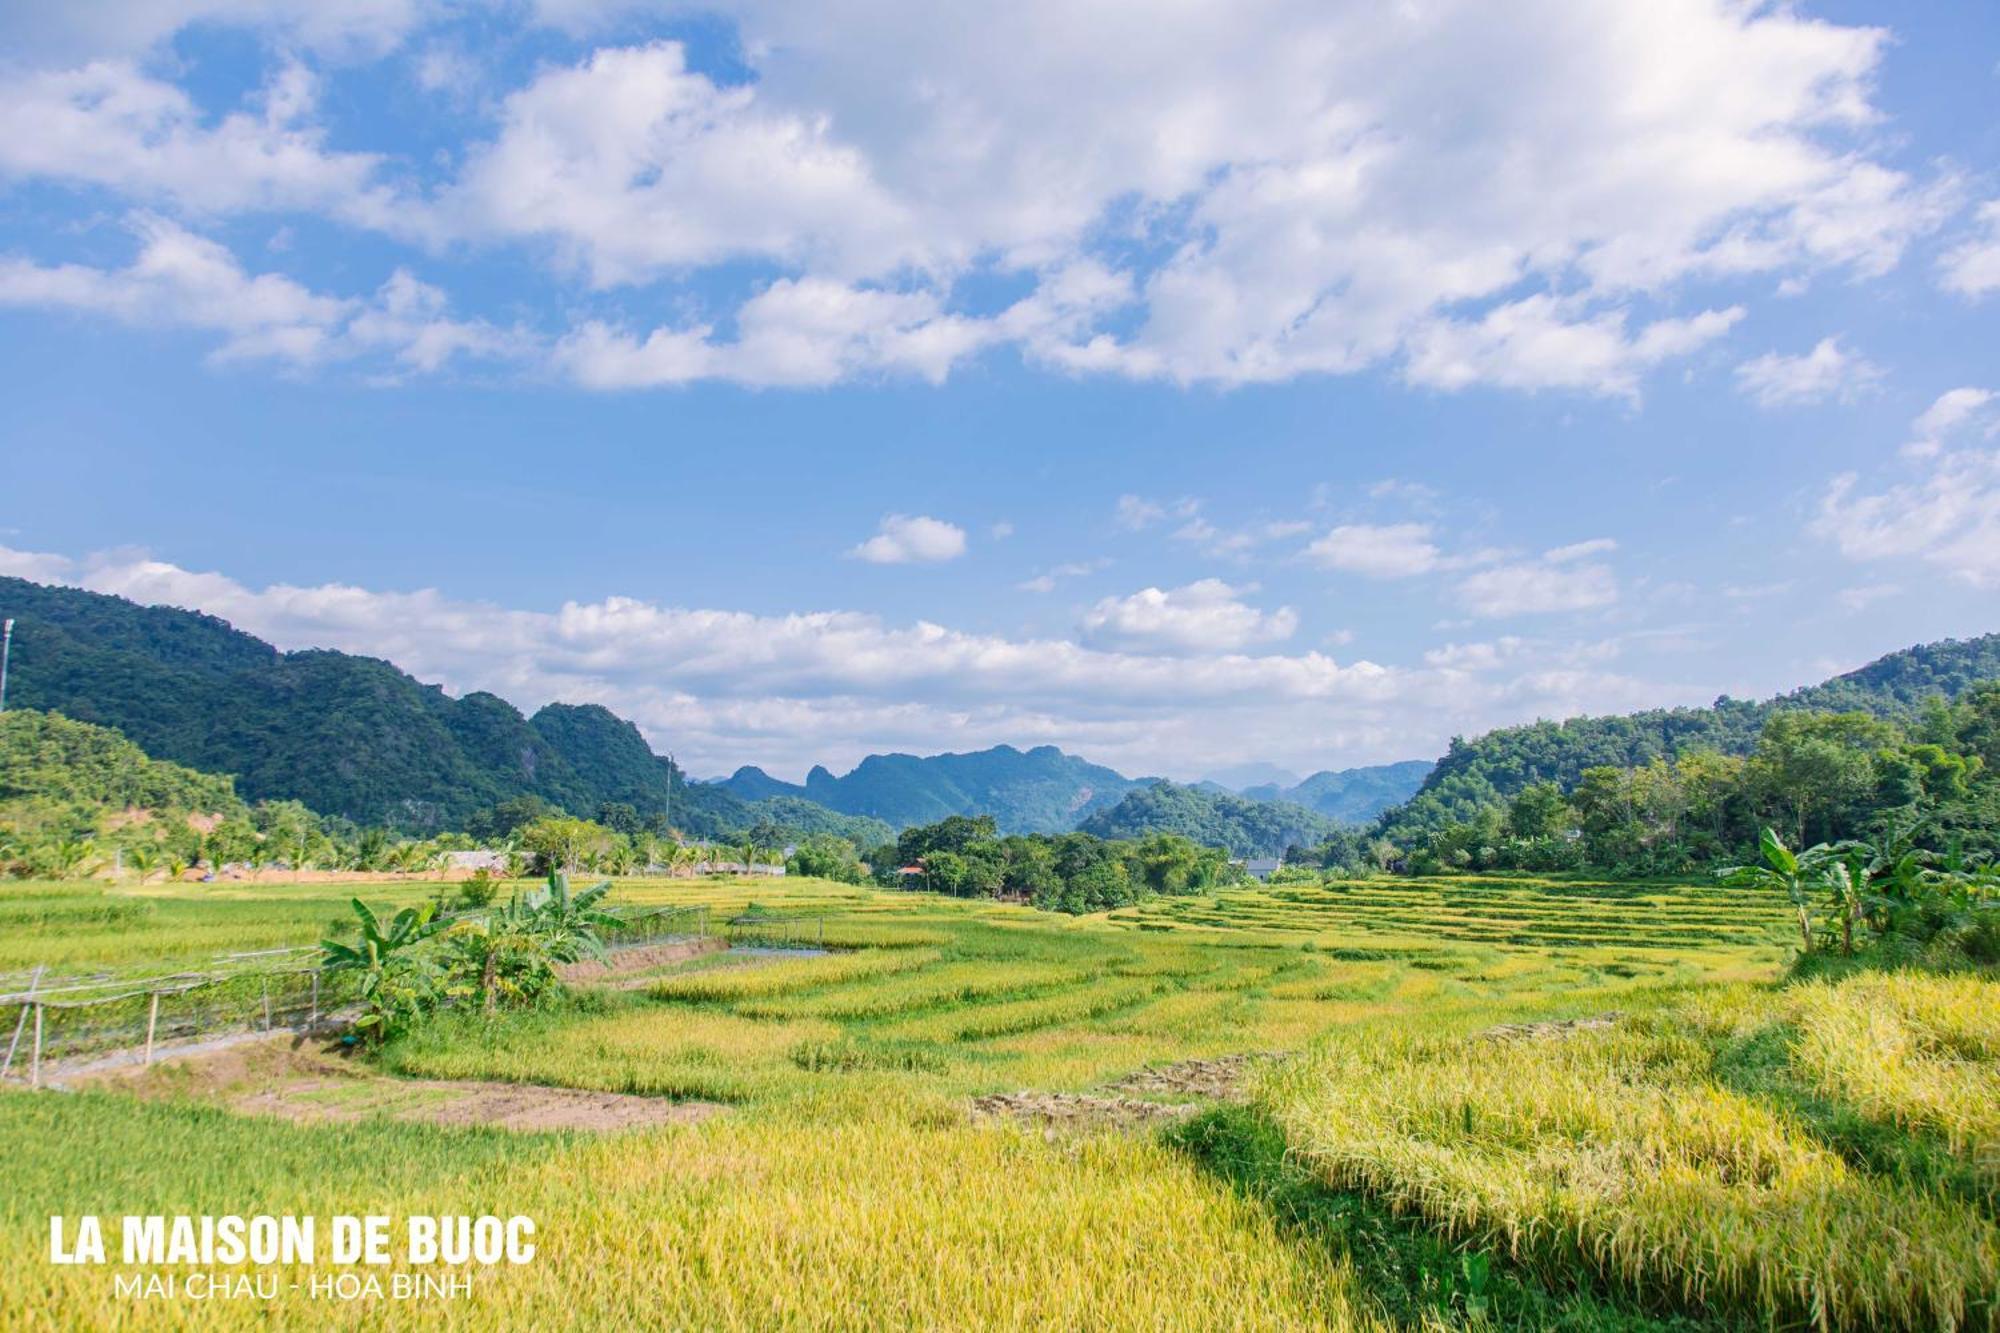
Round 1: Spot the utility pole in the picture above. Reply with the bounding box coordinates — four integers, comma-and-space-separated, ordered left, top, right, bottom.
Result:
0, 618, 13, 714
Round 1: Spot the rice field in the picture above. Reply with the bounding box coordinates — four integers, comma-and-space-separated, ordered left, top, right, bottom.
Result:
4, 871, 1994, 1328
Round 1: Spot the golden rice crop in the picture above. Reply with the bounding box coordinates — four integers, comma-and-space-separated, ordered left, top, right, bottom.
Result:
1789, 972, 2000, 1196
1262, 1010, 2000, 1330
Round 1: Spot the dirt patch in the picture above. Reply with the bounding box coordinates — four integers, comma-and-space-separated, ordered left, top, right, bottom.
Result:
1098, 1053, 1285, 1101
555, 936, 728, 983
971, 1091, 1200, 1133
973, 1053, 1290, 1134
70, 1034, 722, 1133
1479, 1013, 1623, 1041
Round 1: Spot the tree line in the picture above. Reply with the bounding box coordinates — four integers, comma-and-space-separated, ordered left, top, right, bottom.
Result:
1294, 685, 2000, 878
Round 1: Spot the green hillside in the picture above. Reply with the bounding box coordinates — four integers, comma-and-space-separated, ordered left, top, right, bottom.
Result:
0, 576, 804, 838
1077, 780, 1340, 858
1380, 633, 2000, 840
0, 709, 242, 813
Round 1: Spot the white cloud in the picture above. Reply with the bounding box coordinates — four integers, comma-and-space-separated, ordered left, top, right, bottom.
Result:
1079, 579, 1297, 654
0, 1, 1945, 396
1940, 201, 2000, 298
1302, 523, 1441, 578
1402, 297, 1744, 399
1114, 494, 1206, 532
0, 60, 396, 226
0, 216, 517, 372
553, 278, 992, 389
1906, 387, 1996, 457
2, 543, 1696, 778
1018, 560, 1106, 594
1455, 543, 1619, 617
431, 42, 913, 286
847, 514, 968, 565
1734, 335, 1881, 407
1543, 538, 1618, 564
1817, 389, 2000, 588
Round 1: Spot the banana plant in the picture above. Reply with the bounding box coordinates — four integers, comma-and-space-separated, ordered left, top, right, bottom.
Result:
1721, 828, 1831, 954
320, 899, 446, 1039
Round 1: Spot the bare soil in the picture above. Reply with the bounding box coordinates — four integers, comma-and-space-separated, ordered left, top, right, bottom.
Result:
1099, 1052, 1283, 1101
70, 1034, 724, 1133
1478, 1012, 1623, 1041
973, 1053, 1289, 1133
970, 1091, 1200, 1132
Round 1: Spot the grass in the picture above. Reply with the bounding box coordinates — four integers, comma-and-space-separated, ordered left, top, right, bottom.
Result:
10, 870, 1994, 1327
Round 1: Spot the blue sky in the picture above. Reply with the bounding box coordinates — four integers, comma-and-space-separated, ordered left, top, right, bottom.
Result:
0, 1, 1997, 781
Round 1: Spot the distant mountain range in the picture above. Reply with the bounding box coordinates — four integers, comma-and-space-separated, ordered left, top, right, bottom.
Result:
19, 573, 1985, 862
0, 575, 1412, 850
1202, 760, 1436, 823
717, 746, 1149, 834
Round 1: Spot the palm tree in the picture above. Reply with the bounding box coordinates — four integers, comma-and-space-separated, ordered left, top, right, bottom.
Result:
124, 843, 159, 884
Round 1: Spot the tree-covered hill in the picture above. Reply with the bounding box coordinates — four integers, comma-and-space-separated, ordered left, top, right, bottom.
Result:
716, 744, 1150, 833
0, 576, 825, 838
0, 709, 242, 814
1077, 780, 1340, 858
1379, 633, 2000, 840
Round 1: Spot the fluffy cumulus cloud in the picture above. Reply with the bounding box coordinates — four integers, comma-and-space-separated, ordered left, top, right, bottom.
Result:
0, 215, 518, 372
1816, 388, 2000, 588
1734, 335, 1882, 407
847, 514, 968, 564
1079, 579, 1297, 654
0, 544, 1693, 779
0, 60, 396, 225
1454, 540, 1620, 618
1302, 523, 1442, 578
0, 0, 1958, 394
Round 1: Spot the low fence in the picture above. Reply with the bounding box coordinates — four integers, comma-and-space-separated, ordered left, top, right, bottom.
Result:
722, 914, 827, 951
0, 950, 361, 1087
0, 903, 728, 1086
598, 903, 710, 949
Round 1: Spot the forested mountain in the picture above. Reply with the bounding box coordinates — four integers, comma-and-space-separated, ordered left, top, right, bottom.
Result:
0, 576, 837, 839
1236, 760, 1433, 823
1379, 633, 2000, 840
1077, 781, 1340, 858
716, 744, 1149, 833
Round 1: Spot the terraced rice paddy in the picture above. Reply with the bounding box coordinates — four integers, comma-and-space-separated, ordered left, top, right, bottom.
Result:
5, 872, 1994, 1329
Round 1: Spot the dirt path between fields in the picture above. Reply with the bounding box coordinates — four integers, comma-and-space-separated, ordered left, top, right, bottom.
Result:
972, 1052, 1289, 1133
67, 1034, 724, 1133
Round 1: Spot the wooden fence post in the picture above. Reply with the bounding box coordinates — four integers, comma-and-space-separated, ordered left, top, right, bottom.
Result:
261, 978, 273, 1031
309, 972, 320, 1026
145, 992, 160, 1066
30, 1002, 43, 1090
